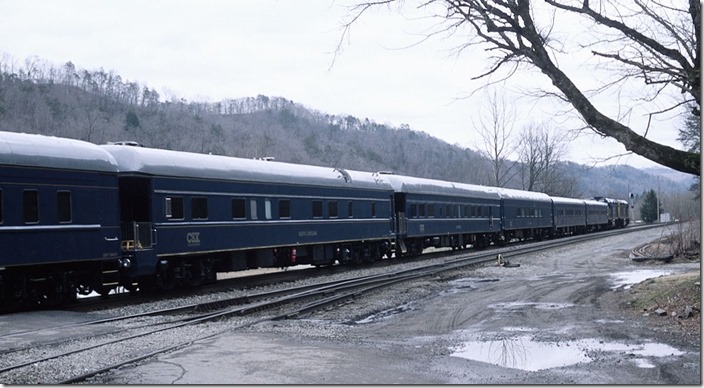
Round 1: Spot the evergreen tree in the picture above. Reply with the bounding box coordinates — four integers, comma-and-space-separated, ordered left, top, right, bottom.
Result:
125, 110, 140, 130
639, 189, 660, 223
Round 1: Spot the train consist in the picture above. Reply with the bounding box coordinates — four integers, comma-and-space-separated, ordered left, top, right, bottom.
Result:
0, 131, 629, 308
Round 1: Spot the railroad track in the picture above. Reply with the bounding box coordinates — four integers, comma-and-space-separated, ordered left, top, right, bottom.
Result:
0, 223, 665, 384
67, 224, 661, 314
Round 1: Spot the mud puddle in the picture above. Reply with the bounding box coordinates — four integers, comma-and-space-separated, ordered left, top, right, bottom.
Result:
450, 334, 685, 371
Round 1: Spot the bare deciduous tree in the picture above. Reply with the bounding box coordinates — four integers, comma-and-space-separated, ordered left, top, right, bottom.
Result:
340, 0, 701, 175
473, 88, 518, 187
517, 122, 576, 196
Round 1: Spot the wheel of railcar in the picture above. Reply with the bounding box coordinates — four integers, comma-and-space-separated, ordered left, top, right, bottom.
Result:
156, 264, 177, 290
384, 248, 393, 259
136, 277, 158, 293
352, 247, 364, 265
124, 282, 139, 292
76, 284, 93, 296
35, 274, 74, 306
415, 241, 424, 255
185, 261, 204, 287
97, 286, 113, 298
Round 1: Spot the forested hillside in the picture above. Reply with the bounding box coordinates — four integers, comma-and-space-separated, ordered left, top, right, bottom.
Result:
0, 56, 692, 199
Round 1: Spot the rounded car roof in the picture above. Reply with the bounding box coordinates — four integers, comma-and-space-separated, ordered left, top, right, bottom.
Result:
551, 196, 587, 206
495, 187, 552, 202
0, 131, 118, 172
379, 174, 502, 200
584, 199, 608, 207
102, 144, 394, 192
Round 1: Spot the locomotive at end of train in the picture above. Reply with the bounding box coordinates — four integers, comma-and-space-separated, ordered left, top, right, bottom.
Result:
0, 131, 630, 310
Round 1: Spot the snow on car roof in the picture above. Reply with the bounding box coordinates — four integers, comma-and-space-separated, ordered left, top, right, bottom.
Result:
584, 199, 608, 208
379, 173, 502, 200
102, 144, 393, 191
551, 196, 587, 206
495, 187, 552, 202
0, 131, 118, 172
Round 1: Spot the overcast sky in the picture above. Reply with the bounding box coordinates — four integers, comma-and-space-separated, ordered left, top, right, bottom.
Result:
0, 0, 687, 170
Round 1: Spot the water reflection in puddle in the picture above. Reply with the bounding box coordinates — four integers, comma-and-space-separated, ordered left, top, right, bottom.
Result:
451, 335, 684, 371
610, 269, 672, 289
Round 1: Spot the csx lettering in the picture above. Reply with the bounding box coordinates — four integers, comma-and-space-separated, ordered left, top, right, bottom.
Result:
187, 232, 201, 245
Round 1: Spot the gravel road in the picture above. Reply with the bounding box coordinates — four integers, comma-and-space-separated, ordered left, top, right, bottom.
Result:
90, 226, 700, 384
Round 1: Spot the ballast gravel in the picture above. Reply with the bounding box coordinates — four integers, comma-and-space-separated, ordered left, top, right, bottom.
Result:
2, 228, 698, 384
1, 247, 482, 384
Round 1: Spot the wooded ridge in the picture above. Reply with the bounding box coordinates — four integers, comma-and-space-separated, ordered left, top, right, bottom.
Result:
0, 58, 691, 199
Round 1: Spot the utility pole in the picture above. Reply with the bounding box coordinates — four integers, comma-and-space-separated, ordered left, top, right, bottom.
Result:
656, 176, 660, 223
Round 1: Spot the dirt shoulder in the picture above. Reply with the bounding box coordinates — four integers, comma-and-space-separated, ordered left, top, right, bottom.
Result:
602, 243, 701, 346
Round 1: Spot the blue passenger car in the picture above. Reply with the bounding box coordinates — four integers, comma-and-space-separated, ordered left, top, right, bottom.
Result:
584, 199, 609, 231
498, 188, 553, 241
551, 197, 588, 236
0, 132, 121, 305
380, 173, 502, 254
102, 144, 395, 288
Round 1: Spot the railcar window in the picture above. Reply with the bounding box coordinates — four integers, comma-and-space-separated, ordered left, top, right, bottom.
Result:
0, 190, 3, 223
165, 197, 184, 220
250, 199, 258, 220
427, 204, 434, 218
57, 191, 72, 223
312, 200, 323, 218
464, 205, 470, 218
329, 201, 338, 218
192, 197, 208, 220
23, 190, 39, 223
279, 199, 291, 219
348, 201, 353, 218
445, 205, 451, 218
410, 203, 417, 218
265, 199, 272, 220
232, 198, 246, 219
419, 204, 425, 218
371, 202, 376, 218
